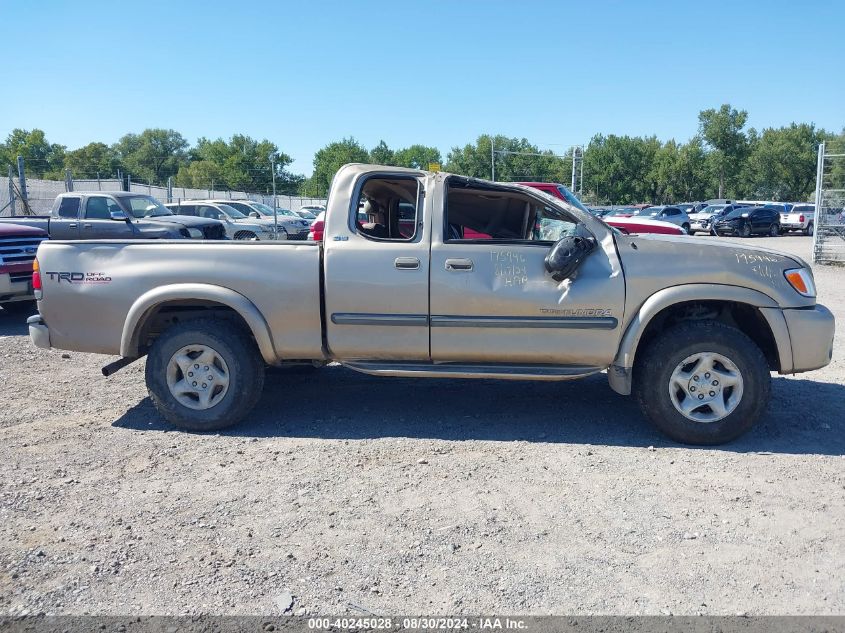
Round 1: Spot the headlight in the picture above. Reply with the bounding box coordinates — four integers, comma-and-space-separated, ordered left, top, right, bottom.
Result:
784, 268, 816, 298
187, 228, 203, 239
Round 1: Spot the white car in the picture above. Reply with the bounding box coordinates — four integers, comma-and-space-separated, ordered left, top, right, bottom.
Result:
207, 200, 311, 240
779, 203, 815, 235
165, 202, 279, 240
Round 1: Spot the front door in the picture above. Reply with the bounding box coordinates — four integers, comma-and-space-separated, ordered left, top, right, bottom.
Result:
429, 180, 625, 368
80, 196, 134, 239
323, 172, 430, 360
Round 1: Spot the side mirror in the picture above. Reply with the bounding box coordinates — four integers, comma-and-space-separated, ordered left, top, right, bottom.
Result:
249, 211, 260, 218
110, 210, 128, 221
544, 235, 597, 282
741, 213, 750, 218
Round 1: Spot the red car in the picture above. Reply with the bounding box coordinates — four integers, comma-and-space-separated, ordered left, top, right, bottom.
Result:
518, 182, 683, 236
1, 223, 48, 315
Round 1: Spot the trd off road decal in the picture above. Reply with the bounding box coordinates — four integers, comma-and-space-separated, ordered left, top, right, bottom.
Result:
45, 271, 112, 284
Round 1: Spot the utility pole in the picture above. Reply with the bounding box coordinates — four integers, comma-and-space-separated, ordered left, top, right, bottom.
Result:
570, 147, 577, 192
490, 139, 495, 181
16, 156, 28, 206
8, 165, 16, 216
270, 153, 278, 237
579, 148, 584, 196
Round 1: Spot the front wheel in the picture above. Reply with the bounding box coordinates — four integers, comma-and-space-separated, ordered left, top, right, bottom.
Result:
739, 224, 751, 238
234, 231, 258, 241
769, 223, 779, 237
634, 320, 770, 445
145, 318, 265, 431
681, 223, 691, 235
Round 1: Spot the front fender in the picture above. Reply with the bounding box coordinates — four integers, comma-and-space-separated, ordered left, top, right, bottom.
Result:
120, 283, 277, 364
609, 284, 791, 395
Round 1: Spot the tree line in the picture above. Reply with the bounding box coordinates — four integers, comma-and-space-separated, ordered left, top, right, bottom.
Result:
2, 104, 842, 203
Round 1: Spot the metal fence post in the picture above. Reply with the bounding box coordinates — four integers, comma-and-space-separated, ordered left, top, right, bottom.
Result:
16, 156, 28, 205
7, 165, 16, 216
812, 142, 825, 264
65, 169, 74, 192
167, 176, 173, 203
97, 172, 101, 190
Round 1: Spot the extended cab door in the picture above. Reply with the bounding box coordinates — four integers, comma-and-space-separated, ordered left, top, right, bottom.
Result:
428, 179, 625, 368
323, 170, 431, 360
79, 195, 134, 239
51, 196, 82, 239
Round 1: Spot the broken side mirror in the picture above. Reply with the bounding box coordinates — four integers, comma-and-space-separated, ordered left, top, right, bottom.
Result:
544, 235, 597, 282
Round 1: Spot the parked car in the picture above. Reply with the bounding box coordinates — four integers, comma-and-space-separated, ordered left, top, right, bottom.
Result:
1, 224, 47, 315
28, 164, 834, 445
712, 206, 781, 237
299, 204, 326, 216
210, 200, 311, 239
0, 192, 227, 240
165, 201, 281, 240
624, 205, 692, 234
777, 203, 815, 235
518, 184, 683, 235
688, 204, 746, 234
293, 209, 318, 220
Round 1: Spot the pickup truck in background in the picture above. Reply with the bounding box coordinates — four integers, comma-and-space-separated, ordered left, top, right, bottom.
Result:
779, 203, 815, 235
28, 164, 835, 445
1, 224, 47, 315
0, 192, 227, 240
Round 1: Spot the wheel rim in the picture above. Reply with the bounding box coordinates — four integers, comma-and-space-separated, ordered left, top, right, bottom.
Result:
668, 352, 744, 423
770, 224, 778, 236
166, 344, 230, 410
740, 225, 750, 237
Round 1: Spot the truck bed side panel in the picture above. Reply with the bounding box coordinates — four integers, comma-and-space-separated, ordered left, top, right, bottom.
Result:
37, 241, 322, 360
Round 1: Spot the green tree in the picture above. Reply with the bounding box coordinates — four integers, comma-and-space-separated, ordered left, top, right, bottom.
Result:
113, 128, 189, 184
369, 140, 394, 165
698, 104, 749, 198
306, 137, 369, 197
446, 134, 570, 183
64, 142, 121, 179
0, 128, 66, 178
743, 123, 826, 201
583, 134, 657, 204
393, 144, 442, 170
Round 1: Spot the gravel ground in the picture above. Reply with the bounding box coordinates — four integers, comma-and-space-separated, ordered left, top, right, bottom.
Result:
0, 235, 843, 616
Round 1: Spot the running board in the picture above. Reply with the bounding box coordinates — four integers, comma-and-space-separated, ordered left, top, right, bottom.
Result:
341, 360, 604, 381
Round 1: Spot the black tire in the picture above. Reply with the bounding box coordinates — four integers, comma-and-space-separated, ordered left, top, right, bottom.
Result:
234, 231, 257, 241
805, 222, 814, 236
739, 224, 751, 238
1, 300, 37, 316
145, 318, 265, 432
634, 320, 770, 445
769, 223, 779, 237
681, 223, 691, 235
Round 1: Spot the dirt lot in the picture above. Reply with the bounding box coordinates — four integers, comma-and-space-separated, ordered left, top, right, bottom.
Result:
0, 235, 843, 616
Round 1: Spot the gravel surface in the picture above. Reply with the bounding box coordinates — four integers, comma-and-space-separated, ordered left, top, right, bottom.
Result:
0, 235, 843, 616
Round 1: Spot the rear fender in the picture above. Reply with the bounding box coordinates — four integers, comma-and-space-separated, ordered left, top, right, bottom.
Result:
120, 283, 277, 364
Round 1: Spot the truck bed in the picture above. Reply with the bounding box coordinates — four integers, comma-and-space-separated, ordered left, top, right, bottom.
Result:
35, 240, 323, 360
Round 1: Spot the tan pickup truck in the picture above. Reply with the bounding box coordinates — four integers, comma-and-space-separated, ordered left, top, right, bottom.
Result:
27, 164, 835, 444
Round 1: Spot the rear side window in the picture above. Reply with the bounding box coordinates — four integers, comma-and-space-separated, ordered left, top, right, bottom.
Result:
57, 197, 81, 218
353, 176, 420, 241
173, 205, 197, 216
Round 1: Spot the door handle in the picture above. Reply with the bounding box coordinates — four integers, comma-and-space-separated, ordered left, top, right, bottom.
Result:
445, 258, 473, 271
83, 223, 92, 228
68, 223, 78, 228
394, 257, 420, 270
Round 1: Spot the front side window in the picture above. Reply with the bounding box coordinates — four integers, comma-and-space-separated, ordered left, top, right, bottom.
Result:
353, 176, 420, 241
85, 196, 121, 219
445, 180, 579, 243
57, 197, 81, 218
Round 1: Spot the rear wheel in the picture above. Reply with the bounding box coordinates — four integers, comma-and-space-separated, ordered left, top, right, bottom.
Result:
634, 320, 770, 445
805, 222, 814, 236
145, 318, 265, 431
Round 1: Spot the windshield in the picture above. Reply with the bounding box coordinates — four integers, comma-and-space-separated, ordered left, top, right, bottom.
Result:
218, 204, 247, 219
124, 195, 173, 218
631, 207, 659, 217
701, 204, 727, 215
555, 186, 591, 214
297, 210, 317, 220
255, 202, 297, 217
724, 208, 746, 219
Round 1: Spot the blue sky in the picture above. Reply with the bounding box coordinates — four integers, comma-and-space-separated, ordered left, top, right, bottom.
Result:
2, 0, 842, 176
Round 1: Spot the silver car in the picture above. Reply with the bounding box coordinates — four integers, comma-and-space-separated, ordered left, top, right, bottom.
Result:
212, 200, 311, 240
628, 205, 692, 234
165, 202, 278, 240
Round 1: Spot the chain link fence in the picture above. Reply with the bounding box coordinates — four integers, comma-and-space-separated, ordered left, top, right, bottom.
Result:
812, 140, 845, 264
